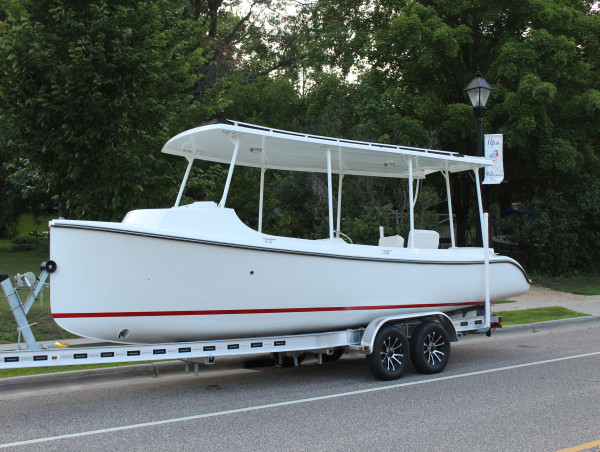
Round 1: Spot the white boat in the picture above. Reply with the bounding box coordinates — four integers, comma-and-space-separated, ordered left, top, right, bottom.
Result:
49, 120, 529, 344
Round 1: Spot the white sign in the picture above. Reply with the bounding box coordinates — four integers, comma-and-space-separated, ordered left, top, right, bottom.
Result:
483, 134, 504, 184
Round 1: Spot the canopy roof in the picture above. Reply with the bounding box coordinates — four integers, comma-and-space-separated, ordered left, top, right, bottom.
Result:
162, 119, 492, 179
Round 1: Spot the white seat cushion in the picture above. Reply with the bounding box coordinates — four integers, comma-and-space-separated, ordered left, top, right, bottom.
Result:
378, 235, 404, 247
408, 230, 439, 249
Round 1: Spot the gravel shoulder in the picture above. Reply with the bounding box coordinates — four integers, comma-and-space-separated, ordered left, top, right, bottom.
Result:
497, 285, 600, 316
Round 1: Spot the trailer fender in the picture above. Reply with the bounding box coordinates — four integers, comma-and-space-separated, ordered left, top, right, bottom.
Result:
360, 312, 458, 354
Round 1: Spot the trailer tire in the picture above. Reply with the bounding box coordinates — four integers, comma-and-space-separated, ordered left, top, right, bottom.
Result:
366, 325, 409, 380
410, 321, 450, 374
321, 347, 344, 362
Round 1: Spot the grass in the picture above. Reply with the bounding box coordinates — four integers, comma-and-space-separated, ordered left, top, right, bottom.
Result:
1, 213, 80, 344
0, 213, 53, 251
0, 244, 79, 344
533, 274, 600, 296
0, 237, 48, 266
0, 361, 162, 379
16, 212, 53, 234
491, 299, 516, 305
494, 306, 589, 326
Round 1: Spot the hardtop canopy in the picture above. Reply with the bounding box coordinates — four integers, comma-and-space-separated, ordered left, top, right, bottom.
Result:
162, 119, 491, 179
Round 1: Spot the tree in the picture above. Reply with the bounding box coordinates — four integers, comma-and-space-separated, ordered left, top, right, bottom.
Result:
188, 0, 313, 101
308, 0, 600, 273
0, 0, 209, 220
2, 0, 598, 274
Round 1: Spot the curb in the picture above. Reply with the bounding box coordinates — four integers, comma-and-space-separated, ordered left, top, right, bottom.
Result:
494, 314, 600, 334
0, 356, 262, 395
0, 361, 184, 395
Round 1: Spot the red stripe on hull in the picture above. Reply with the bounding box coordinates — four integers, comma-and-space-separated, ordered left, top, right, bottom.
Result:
52, 302, 480, 318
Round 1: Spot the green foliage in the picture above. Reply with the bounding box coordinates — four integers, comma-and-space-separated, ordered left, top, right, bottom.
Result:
0, 361, 161, 379
0, 0, 209, 221
212, 75, 302, 131
0, 167, 23, 239
494, 307, 588, 326
532, 275, 600, 295
265, 172, 329, 239
499, 179, 600, 275
11, 235, 38, 251
179, 162, 331, 239
308, 0, 600, 271
0, 0, 598, 275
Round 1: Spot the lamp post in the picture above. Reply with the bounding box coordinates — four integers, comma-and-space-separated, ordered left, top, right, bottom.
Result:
464, 69, 493, 246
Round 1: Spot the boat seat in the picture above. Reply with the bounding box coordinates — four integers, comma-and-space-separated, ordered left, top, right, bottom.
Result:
408, 229, 439, 249
378, 235, 404, 248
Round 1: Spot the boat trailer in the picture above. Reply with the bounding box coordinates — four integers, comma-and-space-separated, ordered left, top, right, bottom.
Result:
1, 258, 500, 380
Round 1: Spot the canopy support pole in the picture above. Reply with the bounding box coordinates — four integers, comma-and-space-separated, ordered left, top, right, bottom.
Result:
443, 170, 456, 248
474, 167, 491, 328
483, 212, 491, 329
219, 137, 241, 208
412, 179, 420, 209
473, 168, 485, 243
335, 173, 344, 237
327, 149, 334, 239
174, 157, 195, 208
408, 159, 415, 248
258, 167, 266, 233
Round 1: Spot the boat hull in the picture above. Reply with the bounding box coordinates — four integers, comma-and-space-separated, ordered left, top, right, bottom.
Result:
49, 222, 529, 344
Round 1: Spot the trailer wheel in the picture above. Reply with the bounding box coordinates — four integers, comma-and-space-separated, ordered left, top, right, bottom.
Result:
321, 347, 344, 363
410, 321, 450, 374
366, 325, 409, 380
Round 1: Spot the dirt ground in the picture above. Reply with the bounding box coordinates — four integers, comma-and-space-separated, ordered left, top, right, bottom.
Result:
502, 285, 600, 316
513, 285, 591, 302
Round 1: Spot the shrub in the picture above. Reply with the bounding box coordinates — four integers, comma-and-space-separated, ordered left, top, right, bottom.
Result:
12, 235, 37, 251
499, 184, 599, 276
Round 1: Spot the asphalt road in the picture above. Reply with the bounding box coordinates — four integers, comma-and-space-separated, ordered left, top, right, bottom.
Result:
0, 319, 599, 452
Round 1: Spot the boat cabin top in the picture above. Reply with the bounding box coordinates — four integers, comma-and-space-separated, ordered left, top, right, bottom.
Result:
162, 119, 493, 248
162, 119, 491, 178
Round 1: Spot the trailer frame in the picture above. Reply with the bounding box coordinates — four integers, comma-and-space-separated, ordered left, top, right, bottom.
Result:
1, 262, 500, 379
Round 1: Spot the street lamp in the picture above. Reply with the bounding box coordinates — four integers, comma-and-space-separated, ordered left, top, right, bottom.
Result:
464, 69, 493, 158
464, 69, 493, 246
